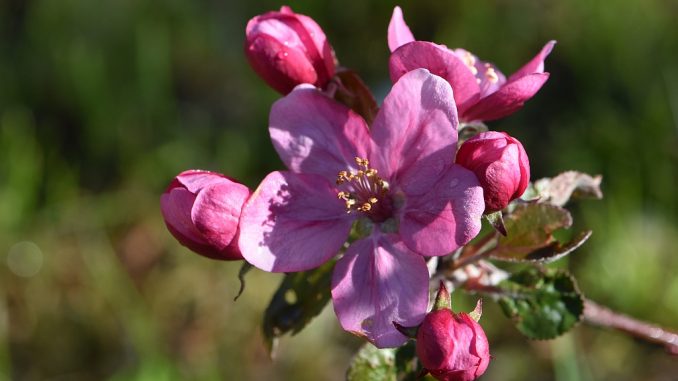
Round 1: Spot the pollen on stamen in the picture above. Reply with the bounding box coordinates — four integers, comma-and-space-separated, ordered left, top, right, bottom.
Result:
359, 203, 372, 212
485, 67, 499, 83
335, 157, 389, 215
462, 52, 478, 75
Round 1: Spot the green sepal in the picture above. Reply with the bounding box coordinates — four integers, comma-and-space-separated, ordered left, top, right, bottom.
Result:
468, 299, 483, 322
433, 281, 452, 311
485, 211, 507, 236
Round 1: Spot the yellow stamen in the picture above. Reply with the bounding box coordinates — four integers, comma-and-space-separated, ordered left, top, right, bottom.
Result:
336, 157, 388, 215
485, 67, 499, 83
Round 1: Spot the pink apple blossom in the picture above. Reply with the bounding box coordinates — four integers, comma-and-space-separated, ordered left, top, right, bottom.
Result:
416, 283, 490, 381
388, 6, 554, 123
238, 69, 484, 348
456, 131, 530, 213
160, 170, 251, 260
245, 6, 336, 94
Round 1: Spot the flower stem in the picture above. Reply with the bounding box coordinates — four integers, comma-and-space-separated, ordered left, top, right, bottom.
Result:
583, 299, 678, 355
452, 233, 498, 269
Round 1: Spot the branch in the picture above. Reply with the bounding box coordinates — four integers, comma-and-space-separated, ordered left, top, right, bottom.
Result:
451, 233, 498, 270
583, 299, 678, 355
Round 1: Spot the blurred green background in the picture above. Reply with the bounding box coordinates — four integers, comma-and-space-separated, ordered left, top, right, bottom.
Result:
1, 0, 677, 380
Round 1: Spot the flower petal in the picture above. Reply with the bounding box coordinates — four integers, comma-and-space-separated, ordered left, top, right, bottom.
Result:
245, 33, 318, 94
461, 73, 550, 122
270, 86, 371, 181
390, 42, 481, 114
388, 6, 415, 52
293, 11, 336, 81
191, 180, 250, 254
331, 234, 429, 348
370, 69, 458, 195
400, 164, 484, 256
160, 188, 209, 248
508, 40, 556, 83
238, 171, 353, 272
174, 170, 230, 194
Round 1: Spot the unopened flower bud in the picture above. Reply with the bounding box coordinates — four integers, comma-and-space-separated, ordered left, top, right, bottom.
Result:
456, 131, 530, 213
416, 283, 490, 381
160, 170, 250, 260
245, 6, 336, 94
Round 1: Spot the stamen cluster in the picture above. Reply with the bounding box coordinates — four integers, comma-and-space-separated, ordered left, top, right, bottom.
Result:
336, 157, 389, 214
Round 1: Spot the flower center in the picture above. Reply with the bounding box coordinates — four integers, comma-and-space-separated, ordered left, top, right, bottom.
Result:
459, 51, 500, 86
336, 157, 392, 222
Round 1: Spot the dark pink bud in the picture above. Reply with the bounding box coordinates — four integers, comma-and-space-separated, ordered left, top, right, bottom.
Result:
160, 170, 251, 260
456, 131, 530, 213
245, 6, 336, 94
416, 285, 490, 381
416, 310, 490, 381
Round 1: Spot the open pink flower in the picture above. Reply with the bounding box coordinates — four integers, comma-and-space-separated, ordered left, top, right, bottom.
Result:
238, 69, 484, 347
387, 6, 554, 123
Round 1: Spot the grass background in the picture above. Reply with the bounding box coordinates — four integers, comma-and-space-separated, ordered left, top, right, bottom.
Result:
1, 0, 677, 379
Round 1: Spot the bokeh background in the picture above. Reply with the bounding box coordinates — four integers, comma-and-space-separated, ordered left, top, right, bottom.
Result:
1, 0, 677, 380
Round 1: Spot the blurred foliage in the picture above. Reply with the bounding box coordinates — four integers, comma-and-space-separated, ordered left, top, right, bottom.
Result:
0, 0, 677, 380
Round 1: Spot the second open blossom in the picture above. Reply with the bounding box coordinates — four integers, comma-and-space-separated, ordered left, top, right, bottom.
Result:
387, 6, 554, 123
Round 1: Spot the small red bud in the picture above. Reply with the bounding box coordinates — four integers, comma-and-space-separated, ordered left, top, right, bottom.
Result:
160, 170, 251, 260
245, 6, 336, 94
456, 131, 530, 213
416, 285, 490, 381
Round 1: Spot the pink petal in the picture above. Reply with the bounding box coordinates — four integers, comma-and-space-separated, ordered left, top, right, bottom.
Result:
161, 188, 204, 246
508, 40, 556, 83
370, 69, 458, 195
270, 86, 371, 181
331, 234, 429, 348
388, 6, 415, 52
390, 42, 481, 115
245, 33, 318, 94
247, 16, 305, 50
174, 170, 231, 194
294, 12, 336, 80
238, 171, 353, 272
481, 144, 522, 212
161, 188, 228, 260
400, 164, 484, 256
191, 181, 250, 253
461, 73, 550, 122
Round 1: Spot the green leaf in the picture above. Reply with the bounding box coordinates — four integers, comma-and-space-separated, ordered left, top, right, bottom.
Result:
532, 171, 603, 206
347, 342, 424, 381
523, 230, 593, 262
498, 268, 584, 339
490, 203, 572, 261
262, 260, 335, 355
347, 344, 396, 381
334, 69, 379, 125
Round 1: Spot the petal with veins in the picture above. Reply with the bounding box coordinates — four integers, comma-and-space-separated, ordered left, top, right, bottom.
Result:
239, 171, 353, 272
331, 234, 429, 348
270, 86, 370, 181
